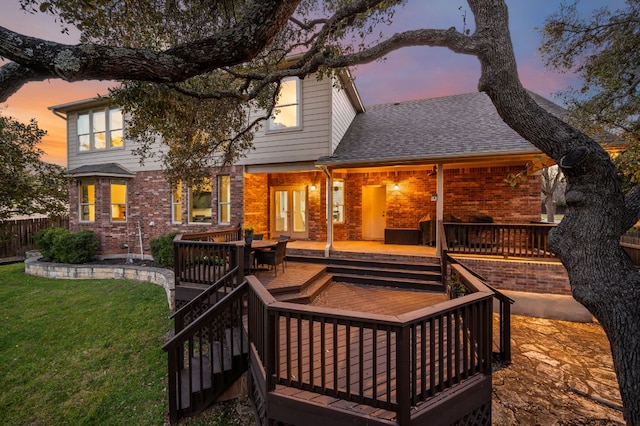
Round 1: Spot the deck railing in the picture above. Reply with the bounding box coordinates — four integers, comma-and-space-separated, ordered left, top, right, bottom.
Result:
440, 221, 513, 363
173, 232, 247, 309
246, 274, 494, 424
172, 267, 245, 334
178, 227, 243, 242
167, 228, 499, 424
163, 279, 249, 424
443, 222, 557, 259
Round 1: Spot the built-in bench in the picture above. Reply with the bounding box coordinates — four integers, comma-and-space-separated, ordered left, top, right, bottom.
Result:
384, 228, 421, 245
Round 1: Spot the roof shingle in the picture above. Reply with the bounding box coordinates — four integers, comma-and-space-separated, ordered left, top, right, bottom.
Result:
318, 91, 565, 167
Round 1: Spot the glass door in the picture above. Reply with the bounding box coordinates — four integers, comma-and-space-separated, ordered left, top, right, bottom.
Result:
272, 186, 308, 239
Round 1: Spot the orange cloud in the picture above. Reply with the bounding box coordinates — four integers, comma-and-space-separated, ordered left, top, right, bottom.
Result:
3, 79, 113, 166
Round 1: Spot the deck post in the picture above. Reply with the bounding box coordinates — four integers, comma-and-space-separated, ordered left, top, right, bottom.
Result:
397, 325, 411, 425
265, 309, 277, 393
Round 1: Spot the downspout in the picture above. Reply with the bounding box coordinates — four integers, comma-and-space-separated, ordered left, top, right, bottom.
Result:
321, 165, 333, 257
436, 163, 444, 258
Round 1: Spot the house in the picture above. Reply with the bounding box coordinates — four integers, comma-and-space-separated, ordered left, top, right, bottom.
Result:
49, 73, 569, 291
47, 75, 582, 425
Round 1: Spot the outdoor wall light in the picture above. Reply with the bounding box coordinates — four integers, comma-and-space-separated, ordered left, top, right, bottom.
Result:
310, 184, 317, 191
393, 183, 400, 191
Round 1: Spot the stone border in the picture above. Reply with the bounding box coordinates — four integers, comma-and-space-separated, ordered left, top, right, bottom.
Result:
25, 257, 175, 310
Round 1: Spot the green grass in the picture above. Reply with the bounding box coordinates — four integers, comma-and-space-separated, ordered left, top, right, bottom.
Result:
0, 263, 172, 426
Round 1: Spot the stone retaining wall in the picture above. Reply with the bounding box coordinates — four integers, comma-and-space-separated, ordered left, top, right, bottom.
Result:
25, 257, 175, 310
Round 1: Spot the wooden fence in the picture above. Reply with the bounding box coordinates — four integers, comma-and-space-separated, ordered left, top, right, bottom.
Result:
0, 217, 69, 259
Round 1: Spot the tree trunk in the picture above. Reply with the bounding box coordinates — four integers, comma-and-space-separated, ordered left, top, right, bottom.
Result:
468, 0, 640, 422
544, 197, 556, 223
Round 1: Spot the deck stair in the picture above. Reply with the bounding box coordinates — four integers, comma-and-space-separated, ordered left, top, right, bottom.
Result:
286, 255, 445, 293
261, 263, 333, 304
176, 327, 247, 414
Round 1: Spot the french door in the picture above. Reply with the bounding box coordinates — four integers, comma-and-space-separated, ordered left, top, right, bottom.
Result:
271, 186, 308, 239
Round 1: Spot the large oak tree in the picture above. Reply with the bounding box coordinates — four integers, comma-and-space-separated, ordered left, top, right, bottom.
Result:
2, 0, 638, 422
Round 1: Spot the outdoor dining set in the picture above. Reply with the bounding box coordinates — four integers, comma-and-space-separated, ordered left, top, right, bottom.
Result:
244, 235, 290, 276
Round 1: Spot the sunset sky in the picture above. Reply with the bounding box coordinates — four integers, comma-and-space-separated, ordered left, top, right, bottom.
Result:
0, 0, 625, 166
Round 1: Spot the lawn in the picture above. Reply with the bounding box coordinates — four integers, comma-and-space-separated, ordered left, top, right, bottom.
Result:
0, 263, 172, 425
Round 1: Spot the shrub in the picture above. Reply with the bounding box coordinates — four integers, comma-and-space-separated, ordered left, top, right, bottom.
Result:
34, 228, 98, 264
34, 227, 67, 260
55, 230, 99, 264
149, 232, 178, 267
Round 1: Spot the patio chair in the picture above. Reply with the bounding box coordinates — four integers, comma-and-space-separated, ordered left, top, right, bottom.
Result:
278, 235, 290, 241
253, 234, 264, 240
255, 240, 287, 276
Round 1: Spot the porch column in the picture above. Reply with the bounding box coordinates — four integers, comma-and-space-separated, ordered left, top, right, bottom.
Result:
323, 166, 333, 257
436, 163, 444, 257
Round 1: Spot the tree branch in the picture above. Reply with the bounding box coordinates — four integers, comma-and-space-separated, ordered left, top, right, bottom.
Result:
0, 63, 51, 100
0, 0, 301, 102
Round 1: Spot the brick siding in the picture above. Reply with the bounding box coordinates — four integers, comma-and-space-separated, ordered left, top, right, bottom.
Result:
71, 162, 541, 256
459, 258, 571, 295
69, 166, 244, 256
242, 163, 540, 242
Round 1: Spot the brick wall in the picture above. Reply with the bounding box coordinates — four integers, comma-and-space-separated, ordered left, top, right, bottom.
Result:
245, 163, 541, 242
69, 166, 244, 256
459, 258, 570, 295
69, 162, 541, 256
444, 166, 541, 223
243, 173, 269, 236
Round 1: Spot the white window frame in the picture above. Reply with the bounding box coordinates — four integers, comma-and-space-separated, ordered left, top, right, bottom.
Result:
77, 107, 123, 152
332, 179, 345, 224
110, 179, 128, 223
189, 179, 212, 224
171, 182, 183, 224
267, 77, 301, 131
79, 180, 95, 222
218, 175, 231, 224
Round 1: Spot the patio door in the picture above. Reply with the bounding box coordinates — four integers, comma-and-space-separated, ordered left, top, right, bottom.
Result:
271, 186, 308, 239
362, 185, 386, 240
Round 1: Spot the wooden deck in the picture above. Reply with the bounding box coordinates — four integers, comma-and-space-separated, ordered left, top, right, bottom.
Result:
247, 270, 495, 426
167, 232, 501, 425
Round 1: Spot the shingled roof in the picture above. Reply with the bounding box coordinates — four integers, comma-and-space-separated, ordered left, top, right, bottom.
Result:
317, 91, 566, 167
67, 163, 135, 178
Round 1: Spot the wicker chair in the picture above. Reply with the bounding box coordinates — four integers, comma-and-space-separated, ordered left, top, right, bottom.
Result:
255, 240, 287, 276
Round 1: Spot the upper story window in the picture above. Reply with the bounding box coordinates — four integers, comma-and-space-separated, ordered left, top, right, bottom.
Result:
332, 180, 345, 223
110, 180, 127, 222
172, 182, 183, 224
268, 77, 301, 131
189, 178, 212, 224
79, 181, 95, 222
218, 175, 231, 224
77, 108, 123, 151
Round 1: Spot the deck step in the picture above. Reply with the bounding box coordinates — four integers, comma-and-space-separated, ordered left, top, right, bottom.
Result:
264, 265, 327, 296
327, 264, 441, 282
178, 327, 248, 411
331, 273, 444, 292
288, 254, 440, 272
284, 255, 445, 293
276, 272, 333, 304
